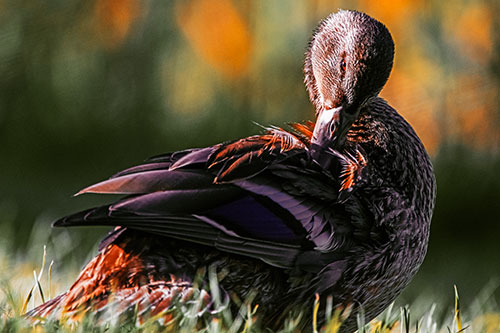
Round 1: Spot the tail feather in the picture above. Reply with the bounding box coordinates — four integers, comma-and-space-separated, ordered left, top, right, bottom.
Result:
25, 238, 214, 326
26, 293, 66, 322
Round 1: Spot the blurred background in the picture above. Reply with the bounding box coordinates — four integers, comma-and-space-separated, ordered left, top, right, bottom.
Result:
0, 0, 499, 318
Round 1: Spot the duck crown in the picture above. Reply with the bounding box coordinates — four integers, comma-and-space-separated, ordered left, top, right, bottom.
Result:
304, 10, 395, 113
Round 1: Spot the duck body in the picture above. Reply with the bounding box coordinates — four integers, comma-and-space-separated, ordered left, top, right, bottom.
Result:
28, 10, 436, 332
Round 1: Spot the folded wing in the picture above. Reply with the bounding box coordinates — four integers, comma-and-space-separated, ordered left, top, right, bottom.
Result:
55, 128, 365, 272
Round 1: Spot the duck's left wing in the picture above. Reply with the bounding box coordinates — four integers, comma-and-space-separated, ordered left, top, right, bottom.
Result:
54, 129, 362, 272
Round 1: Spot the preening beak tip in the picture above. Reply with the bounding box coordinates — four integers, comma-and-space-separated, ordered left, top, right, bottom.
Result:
311, 105, 342, 146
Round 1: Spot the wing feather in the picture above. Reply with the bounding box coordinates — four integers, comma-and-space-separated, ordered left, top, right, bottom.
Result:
55, 130, 362, 271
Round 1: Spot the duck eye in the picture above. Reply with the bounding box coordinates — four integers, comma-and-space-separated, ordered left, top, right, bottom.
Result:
340, 58, 346, 73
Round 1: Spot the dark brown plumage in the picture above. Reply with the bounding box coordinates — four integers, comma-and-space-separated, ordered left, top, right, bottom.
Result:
28, 10, 436, 332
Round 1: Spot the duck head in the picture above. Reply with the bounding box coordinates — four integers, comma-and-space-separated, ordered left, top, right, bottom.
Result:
305, 10, 395, 150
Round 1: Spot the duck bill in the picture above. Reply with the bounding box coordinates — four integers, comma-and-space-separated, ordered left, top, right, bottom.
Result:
311, 105, 344, 149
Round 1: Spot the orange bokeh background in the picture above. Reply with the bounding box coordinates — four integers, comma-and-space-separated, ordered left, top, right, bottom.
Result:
1, 0, 500, 306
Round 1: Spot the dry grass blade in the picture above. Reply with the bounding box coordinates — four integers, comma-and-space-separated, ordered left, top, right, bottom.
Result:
313, 293, 320, 333
454, 285, 462, 332
453, 285, 470, 332
33, 270, 45, 304
48, 260, 54, 300
21, 284, 35, 315
21, 245, 49, 314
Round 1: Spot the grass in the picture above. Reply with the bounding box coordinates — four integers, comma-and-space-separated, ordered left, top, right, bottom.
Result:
0, 223, 499, 332
1, 253, 498, 332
